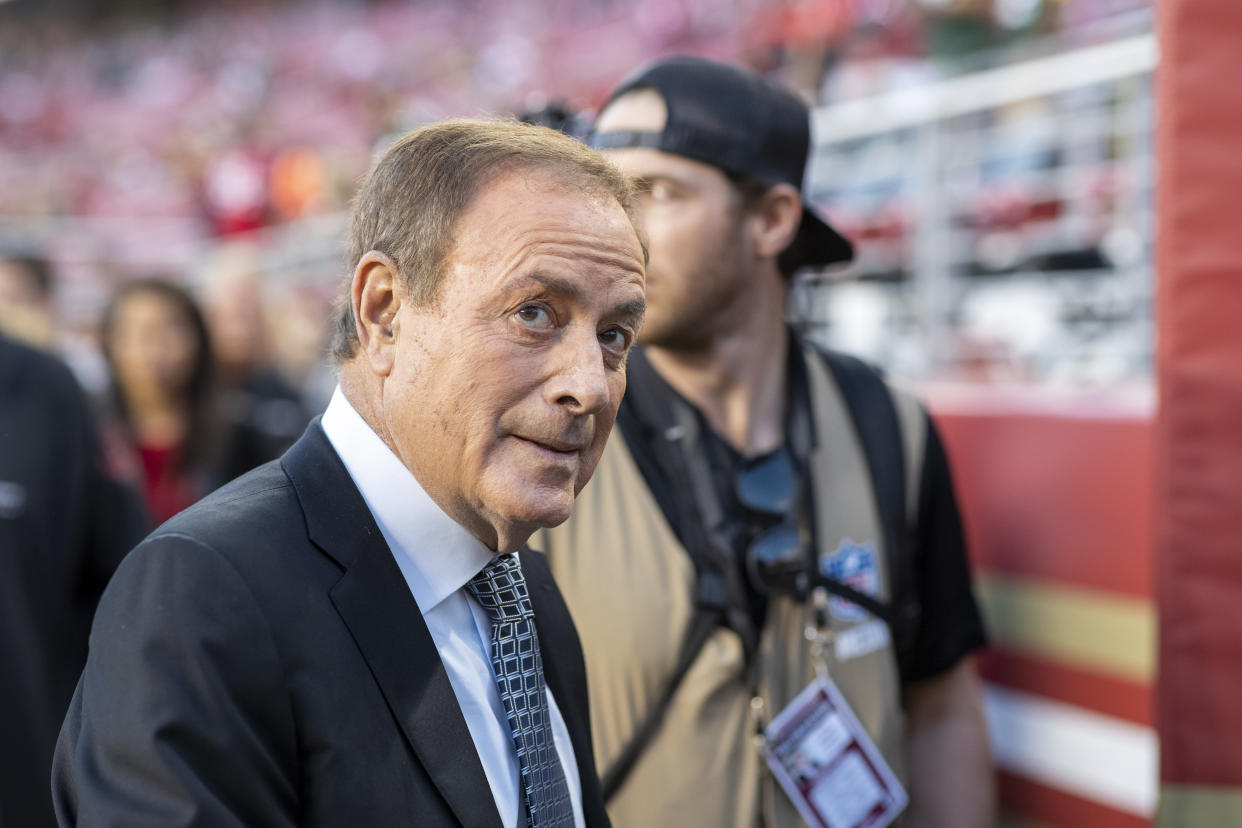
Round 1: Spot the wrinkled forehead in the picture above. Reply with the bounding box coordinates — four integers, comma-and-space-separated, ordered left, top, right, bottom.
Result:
448, 168, 646, 268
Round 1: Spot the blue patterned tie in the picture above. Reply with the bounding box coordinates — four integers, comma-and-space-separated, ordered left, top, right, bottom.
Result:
468, 554, 575, 828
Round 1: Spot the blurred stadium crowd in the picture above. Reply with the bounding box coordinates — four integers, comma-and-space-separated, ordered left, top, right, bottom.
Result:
0, 0, 856, 241
0, 0, 896, 361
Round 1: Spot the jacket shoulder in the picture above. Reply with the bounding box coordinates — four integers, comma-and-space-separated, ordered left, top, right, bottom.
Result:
149, 461, 304, 563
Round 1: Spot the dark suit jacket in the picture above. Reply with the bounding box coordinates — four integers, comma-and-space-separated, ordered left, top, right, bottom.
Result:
52, 422, 610, 827
1, 335, 149, 828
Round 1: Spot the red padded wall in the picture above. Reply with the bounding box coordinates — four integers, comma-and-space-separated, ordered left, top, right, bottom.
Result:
1155, 0, 1242, 796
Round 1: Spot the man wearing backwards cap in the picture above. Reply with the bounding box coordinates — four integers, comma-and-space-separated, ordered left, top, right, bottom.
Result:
533, 57, 992, 827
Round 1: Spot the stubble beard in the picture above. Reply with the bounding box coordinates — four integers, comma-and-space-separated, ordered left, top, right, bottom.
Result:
638, 234, 752, 354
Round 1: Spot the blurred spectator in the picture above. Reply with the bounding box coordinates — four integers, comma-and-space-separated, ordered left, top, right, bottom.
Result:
99, 278, 217, 524
201, 142, 270, 236
269, 146, 329, 221
1, 332, 149, 828
200, 244, 311, 483
0, 251, 111, 397
265, 281, 336, 414
0, 252, 55, 348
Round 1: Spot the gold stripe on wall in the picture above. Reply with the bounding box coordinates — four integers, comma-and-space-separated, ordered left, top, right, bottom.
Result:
1157, 785, 1242, 828
976, 574, 1155, 683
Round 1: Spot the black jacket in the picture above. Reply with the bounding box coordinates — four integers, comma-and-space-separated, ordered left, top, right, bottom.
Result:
53, 421, 610, 827
0, 335, 148, 828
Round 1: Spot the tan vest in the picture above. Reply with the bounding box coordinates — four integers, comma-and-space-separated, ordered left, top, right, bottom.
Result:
534, 348, 926, 828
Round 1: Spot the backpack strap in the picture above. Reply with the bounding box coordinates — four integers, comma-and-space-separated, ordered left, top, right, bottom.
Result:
811, 346, 922, 676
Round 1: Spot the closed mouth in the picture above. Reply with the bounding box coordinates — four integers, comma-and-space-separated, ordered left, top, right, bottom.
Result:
515, 435, 584, 454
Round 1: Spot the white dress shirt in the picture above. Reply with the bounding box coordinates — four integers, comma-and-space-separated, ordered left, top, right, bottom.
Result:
321, 388, 586, 828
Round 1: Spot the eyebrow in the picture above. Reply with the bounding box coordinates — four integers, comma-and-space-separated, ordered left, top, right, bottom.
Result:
630, 173, 688, 192
630, 175, 661, 193
527, 272, 646, 323
613, 298, 648, 326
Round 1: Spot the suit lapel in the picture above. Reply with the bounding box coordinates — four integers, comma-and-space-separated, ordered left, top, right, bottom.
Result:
522, 549, 611, 828
282, 422, 503, 828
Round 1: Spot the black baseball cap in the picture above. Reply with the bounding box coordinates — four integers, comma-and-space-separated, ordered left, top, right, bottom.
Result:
588, 55, 854, 267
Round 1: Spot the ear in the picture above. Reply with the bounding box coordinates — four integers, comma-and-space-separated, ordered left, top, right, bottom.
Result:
747, 183, 804, 261
351, 250, 402, 377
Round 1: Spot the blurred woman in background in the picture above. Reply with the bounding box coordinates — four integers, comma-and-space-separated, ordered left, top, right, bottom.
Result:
100, 279, 217, 524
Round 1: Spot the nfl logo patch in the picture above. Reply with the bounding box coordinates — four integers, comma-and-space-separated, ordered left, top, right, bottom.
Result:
820, 539, 879, 622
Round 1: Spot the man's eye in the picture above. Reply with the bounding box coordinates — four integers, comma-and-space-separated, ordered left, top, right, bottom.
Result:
648, 181, 672, 201
600, 328, 630, 351
516, 305, 553, 328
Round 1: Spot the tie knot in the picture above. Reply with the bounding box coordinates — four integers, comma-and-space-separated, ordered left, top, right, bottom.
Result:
467, 553, 532, 626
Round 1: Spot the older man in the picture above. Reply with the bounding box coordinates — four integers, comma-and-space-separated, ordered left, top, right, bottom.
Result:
53, 120, 646, 828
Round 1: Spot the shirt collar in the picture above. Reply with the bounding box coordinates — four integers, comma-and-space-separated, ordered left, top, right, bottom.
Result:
320, 386, 493, 612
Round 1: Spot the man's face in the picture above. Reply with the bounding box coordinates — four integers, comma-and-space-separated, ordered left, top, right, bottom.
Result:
594, 90, 754, 350
379, 168, 646, 552
204, 275, 265, 375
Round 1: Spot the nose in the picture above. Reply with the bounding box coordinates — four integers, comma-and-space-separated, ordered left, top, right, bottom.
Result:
546, 327, 611, 416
